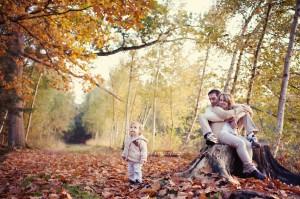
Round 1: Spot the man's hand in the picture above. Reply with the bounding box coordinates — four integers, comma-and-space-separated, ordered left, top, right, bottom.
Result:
204, 132, 218, 146
247, 132, 261, 148
241, 104, 253, 116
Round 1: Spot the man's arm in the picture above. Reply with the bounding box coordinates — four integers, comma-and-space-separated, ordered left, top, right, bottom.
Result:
202, 107, 225, 122
198, 112, 218, 145
210, 106, 246, 120
198, 114, 213, 136
199, 106, 236, 133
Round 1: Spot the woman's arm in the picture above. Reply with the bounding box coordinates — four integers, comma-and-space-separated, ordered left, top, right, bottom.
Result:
211, 106, 246, 120
233, 104, 253, 116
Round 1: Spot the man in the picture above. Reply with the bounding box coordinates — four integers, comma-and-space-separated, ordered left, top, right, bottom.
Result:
199, 89, 260, 147
198, 89, 265, 180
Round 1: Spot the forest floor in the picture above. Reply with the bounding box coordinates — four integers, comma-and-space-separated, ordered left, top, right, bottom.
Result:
0, 145, 299, 199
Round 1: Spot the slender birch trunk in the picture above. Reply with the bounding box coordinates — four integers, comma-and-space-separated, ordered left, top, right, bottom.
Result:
0, 111, 8, 145
246, 1, 272, 104
224, 50, 237, 92
111, 98, 115, 147
185, 45, 210, 144
0, 110, 8, 136
129, 87, 137, 123
152, 62, 160, 151
223, 1, 264, 92
141, 103, 151, 128
169, 86, 174, 147
110, 74, 116, 147
230, 49, 244, 95
274, 0, 300, 156
231, 21, 262, 95
123, 53, 135, 143
25, 72, 43, 141
138, 103, 149, 126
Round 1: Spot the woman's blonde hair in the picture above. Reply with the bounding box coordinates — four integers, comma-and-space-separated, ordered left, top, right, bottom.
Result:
218, 93, 235, 109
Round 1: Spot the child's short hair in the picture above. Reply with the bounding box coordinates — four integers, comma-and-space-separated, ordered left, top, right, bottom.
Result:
130, 121, 143, 134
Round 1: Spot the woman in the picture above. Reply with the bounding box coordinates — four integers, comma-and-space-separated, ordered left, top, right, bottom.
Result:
216, 93, 266, 180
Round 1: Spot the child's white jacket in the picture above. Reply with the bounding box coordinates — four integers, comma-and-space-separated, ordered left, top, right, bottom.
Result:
122, 135, 148, 163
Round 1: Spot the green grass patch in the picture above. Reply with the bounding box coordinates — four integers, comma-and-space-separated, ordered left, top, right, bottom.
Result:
31, 191, 43, 197
38, 173, 51, 181
63, 184, 100, 199
21, 175, 35, 188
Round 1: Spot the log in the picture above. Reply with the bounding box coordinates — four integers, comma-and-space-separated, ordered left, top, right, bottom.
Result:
176, 144, 300, 186
229, 190, 276, 199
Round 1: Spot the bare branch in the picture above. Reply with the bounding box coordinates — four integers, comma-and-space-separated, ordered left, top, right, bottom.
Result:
95, 82, 123, 102
291, 71, 300, 76
165, 37, 198, 43
95, 33, 197, 57
9, 6, 92, 22
95, 39, 160, 56
22, 53, 123, 102
290, 84, 300, 91
21, 52, 84, 78
251, 105, 277, 118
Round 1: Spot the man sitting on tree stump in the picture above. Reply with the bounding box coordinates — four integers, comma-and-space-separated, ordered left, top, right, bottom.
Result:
198, 89, 266, 180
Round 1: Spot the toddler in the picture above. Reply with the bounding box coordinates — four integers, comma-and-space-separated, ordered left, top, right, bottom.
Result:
122, 121, 148, 184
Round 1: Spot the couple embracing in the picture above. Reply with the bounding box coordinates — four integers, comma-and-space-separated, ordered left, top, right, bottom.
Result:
199, 89, 266, 180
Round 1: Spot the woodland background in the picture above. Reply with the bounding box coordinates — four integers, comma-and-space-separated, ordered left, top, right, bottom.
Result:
0, 0, 300, 170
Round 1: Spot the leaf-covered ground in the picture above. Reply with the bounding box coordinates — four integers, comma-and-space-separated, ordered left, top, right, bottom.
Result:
0, 147, 299, 199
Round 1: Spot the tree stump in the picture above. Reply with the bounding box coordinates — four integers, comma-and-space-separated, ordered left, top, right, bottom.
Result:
253, 145, 300, 186
176, 144, 300, 186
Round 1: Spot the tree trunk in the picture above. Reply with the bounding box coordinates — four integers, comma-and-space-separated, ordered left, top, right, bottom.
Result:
169, 86, 174, 147
7, 32, 26, 149
111, 100, 115, 147
152, 62, 160, 151
185, 45, 210, 144
138, 102, 151, 128
223, 49, 237, 93
274, 0, 300, 156
0, 110, 8, 136
230, 49, 244, 95
8, 100, 25, 148
223, 1, 263, 92
25, 72, 43, 141
246, 1, 272, 105
95, 129, 100, 140
176, 144, 300, 186
129, 87, 137, 123
0, 111, 8, 145
123, 52, 135, 144
110, 74, 116, 147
